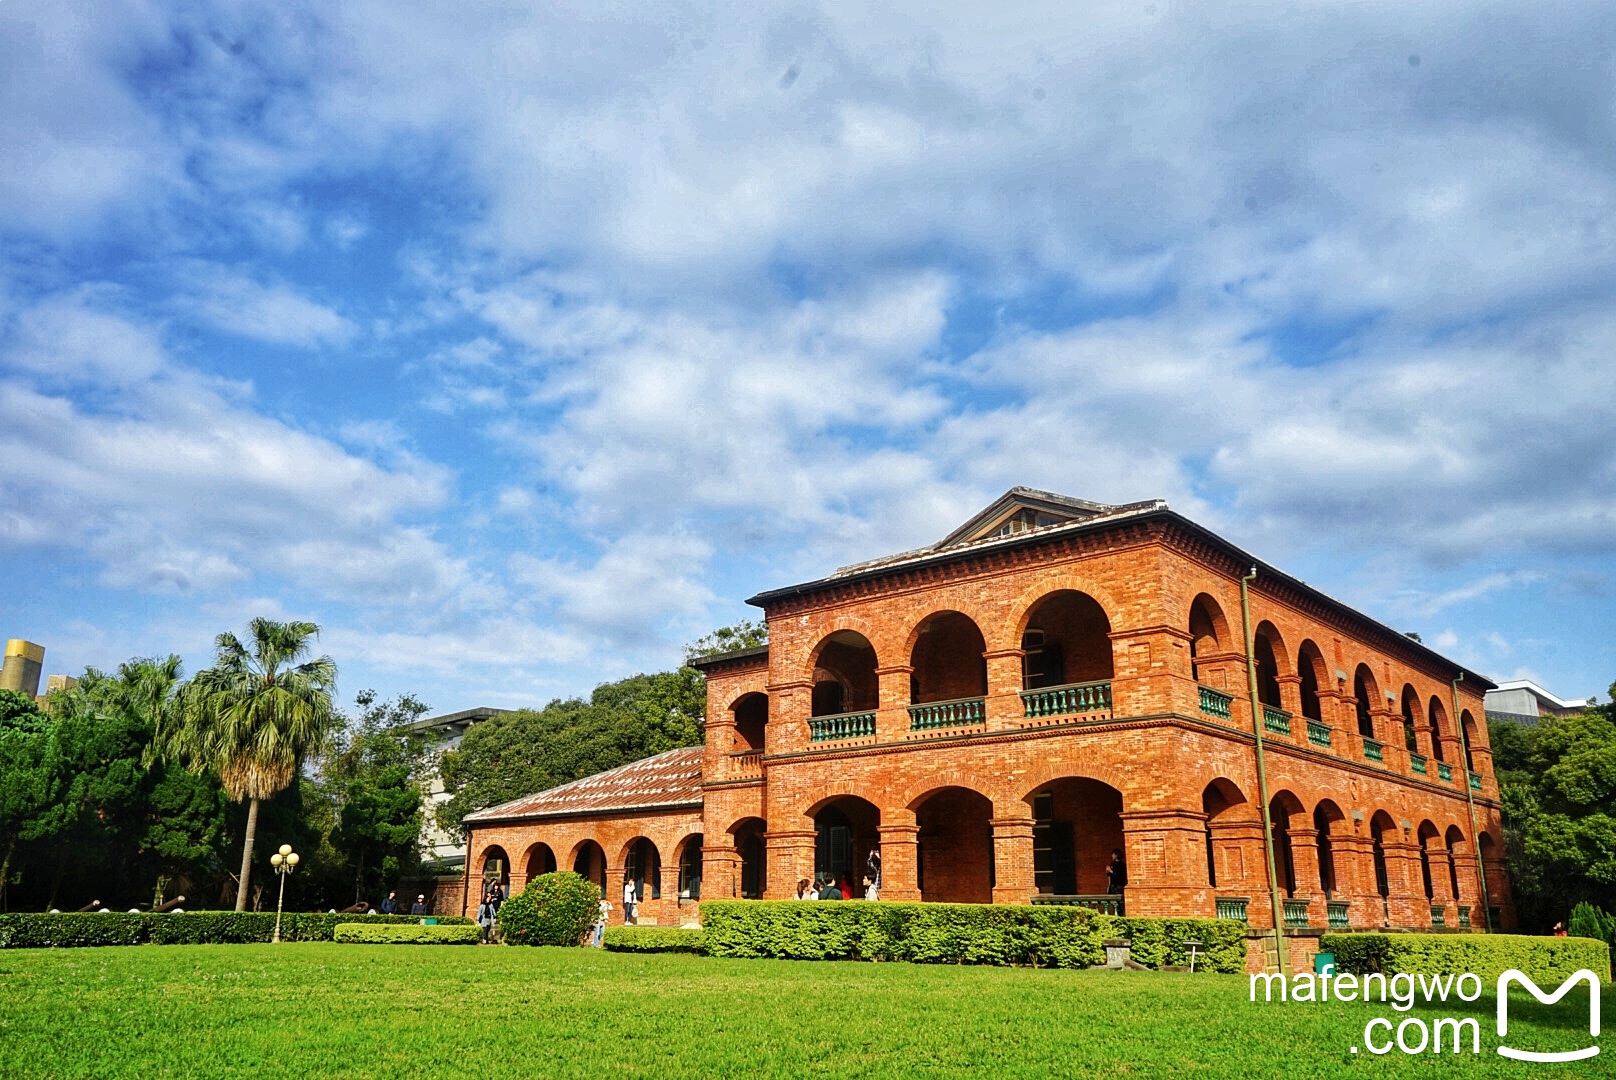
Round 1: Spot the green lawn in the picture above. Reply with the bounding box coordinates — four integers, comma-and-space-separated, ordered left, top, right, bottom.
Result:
0, 944, 1606, 1079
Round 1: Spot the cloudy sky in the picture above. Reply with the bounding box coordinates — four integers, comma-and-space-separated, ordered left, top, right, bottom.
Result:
3, 0, 1613, 712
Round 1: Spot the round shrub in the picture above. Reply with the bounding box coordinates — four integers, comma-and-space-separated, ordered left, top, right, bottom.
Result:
498, 871, 600, 946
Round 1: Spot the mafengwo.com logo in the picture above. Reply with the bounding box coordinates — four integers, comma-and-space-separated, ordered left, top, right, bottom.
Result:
1249, 965, 1601, 1060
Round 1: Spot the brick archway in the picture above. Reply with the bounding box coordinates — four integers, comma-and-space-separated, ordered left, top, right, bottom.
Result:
998, 573, 1123, 653
801, 615, 881, 680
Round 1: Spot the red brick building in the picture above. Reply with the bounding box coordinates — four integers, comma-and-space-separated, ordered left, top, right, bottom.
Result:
462, 489, 1513, 938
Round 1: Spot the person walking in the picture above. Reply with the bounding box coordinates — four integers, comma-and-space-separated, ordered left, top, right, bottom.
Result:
622, 877, 638, 926
379, 890, 398, 914
592, 896, 611, 946
476, 890, 495, 943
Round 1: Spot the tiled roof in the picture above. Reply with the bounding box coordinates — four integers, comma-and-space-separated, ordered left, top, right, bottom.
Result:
463, 746, 705, 824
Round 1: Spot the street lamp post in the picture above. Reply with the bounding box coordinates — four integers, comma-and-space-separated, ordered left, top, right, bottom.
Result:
269, 844, 300, 943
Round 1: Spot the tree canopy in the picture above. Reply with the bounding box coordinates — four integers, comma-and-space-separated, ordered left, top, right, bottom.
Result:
436, 667, 705, 841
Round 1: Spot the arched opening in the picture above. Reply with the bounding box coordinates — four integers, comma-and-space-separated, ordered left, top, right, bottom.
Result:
1353, 665, 1379, 739
1269, 793, 1303, 898
1370, 812, 1396, 907
1026, 777, 1125, 897
1297, 642, 1327, 722
909, 611, 987, 704
571, 840, 607, 896
1313, 801, 1345, 897
1427, 696, 1448, 763
622, 837, 661, 902
810, 631, 878, 717
523, 843, 556, 881
730, 819, 767, 899
1253, 623, 1286, 709
1188, 594, 1229, 684
1443, 826, 1466, 902
1202, 778, 1250, 889
677, 834, 703, 900
811, 797, 879, 898
1400, 685, 1421, 753
732, 693, 768, 752
1021, 591, 1113, 690
1417, 821, 1439, 901
1460, 711, 1479, 772
481, 846, 510, 894
913, 786, 994, 903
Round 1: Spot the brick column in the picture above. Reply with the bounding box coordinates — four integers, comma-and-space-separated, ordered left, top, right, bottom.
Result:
767, 681, 814, 753
1450, 851, 1481, 908
1120, 809, 1213, 918
1275, 673, 1304, 717
702, 840, 740, 902
874, 665, 913, 741
877, 816, 921, 901
1209, 818, 1271, 927
1330, 829, 1382, 929
990, 815, 1036, 905
1426, 842, 1454, 926
1286, 826, 1325, 925
764, 828, 816, 900
1381, 836, 1426, 927
982, 649, 1024, 731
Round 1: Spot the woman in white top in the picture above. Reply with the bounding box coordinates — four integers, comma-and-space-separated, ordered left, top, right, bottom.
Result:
622, 878, 638, 925
592, 898, 610, 946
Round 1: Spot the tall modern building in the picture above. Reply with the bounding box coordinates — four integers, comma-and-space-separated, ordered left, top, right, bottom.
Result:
1483, 679, 1588, 726
0, 640, 45, 698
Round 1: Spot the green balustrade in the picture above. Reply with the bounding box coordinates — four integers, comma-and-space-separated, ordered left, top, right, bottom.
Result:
909, 696, 986, 731
1263, 705, 1292, 736
807, 711, 876, 742
1030, 894, 1124, 916
1437, 761, 1453, 782
1283, 899, 1311, 929
1327, 901, 1350, 930
1215, 897, 1249, 922
1363, 739, 1384, 763
1020, 681, 1111, 719
1198, 685, 1233, 720
1430, 905, 1446, 928
1306, 720, 1332, 748
1411, 753, 1428, 776
1468, 771, 1482, 791
1458, 906, 1471, 929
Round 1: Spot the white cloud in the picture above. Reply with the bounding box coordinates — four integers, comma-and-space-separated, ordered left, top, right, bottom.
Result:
177, 266, 355, 348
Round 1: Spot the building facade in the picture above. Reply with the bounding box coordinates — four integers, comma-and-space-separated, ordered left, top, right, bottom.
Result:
1484, 679, 1588, 727
462, 490, 1513, 936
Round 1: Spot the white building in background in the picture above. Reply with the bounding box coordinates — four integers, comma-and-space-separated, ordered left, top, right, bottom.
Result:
401, 706, 510, 867
1484, 679, 1588, 726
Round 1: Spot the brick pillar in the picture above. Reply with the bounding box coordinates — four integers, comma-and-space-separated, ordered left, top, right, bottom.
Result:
877, 816, 921, 901
702, 840, 740, 901
1414, 723, 1436, 760
1119, 809, 1212, 918
767, 681, 814, 753
1450, 851, 1481, 907
764, 828, 816, 900
1484, 850, 1515, 929
982, 649, 1024, 731
1275, 673, 1304, 717
990, 815, 1036, 905
1369, 705, 1399, 753
1286, 826, 1325, 926
1426, 842, 1454, 926
1209, 818, 1271, 927
874, 665, 913, 741
1381, 837, 1426, 927
1331, 830, 1382, 929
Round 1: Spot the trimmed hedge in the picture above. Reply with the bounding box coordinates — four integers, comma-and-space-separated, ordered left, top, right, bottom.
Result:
0, 912, 473, 948
498, 871, 600, 946
603, 926, 707, 953
1321, 932, 1611, 984
1096, 915, 1248, 974
333, 923, 481, 944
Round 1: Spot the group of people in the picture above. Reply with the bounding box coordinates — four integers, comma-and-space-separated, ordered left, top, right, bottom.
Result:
378, 890, 429, 915
476, 881, 506, 943
794, 849, 881, 901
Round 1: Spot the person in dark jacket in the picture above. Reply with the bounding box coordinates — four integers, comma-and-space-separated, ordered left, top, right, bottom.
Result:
1106, 849, 1128, 894
410, 894, 427, 915
379, 891, 399, 914
818, 876, 842, 900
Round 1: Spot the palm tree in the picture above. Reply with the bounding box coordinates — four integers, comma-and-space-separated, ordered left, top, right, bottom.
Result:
154, 619, 337, 910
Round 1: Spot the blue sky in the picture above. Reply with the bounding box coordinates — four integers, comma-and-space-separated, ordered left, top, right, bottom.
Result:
3, 0, 1614, 713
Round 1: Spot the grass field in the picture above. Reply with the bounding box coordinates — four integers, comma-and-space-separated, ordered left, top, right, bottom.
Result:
0, 944, 1607, 1079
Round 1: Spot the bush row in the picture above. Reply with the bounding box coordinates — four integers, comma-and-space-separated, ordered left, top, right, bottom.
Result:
0, 911, 472, 948
333, 923, 482, 944
699, 901, 1248, 971
602, 926, 707, 953
1320, 932, 1611, 983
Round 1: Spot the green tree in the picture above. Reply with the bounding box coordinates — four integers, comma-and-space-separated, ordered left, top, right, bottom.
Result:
437, 668, 704, 841
322, 692, 434, 904
1492, 683, 1616, 927
154, 619, 338, 910
685, 619, 768, 662
0, 690, 51, 910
